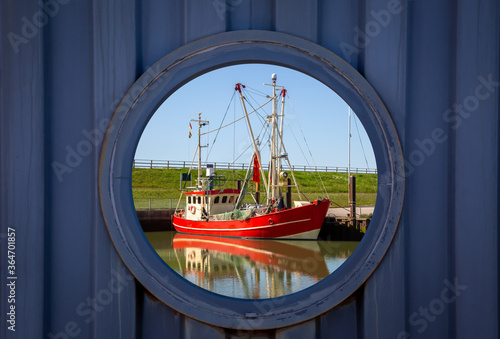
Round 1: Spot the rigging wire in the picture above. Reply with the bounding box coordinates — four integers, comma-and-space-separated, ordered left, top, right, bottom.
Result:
283, 116, 328, 199
352, 112, 377, 193
201, 98, 272, 136
241, 89, 272, 141
245, 85, 269, 97
180, 83, 358, 212
205, 91, 236, 161
233, 92, 236, 163
286, 93, 331, 200
243, 89, 270, 123
231, 123, 268, 164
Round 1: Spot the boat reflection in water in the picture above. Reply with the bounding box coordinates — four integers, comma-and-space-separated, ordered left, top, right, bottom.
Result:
146, 231, 359, 299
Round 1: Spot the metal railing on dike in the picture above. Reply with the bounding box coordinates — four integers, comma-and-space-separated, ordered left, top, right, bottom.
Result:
133, 159, 378, 174
134, 198, 185, 210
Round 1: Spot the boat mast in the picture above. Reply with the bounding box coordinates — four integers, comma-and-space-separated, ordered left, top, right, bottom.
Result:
270, 76, 278, 202
265, 74, 285, 203
191, 113, 209, 189
277, 87, 286, 192
235, 83, 269, 195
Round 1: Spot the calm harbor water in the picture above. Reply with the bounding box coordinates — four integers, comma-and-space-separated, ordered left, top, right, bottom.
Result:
146, 231, 359, 299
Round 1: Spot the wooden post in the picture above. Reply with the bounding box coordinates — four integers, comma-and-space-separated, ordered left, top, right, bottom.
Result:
349, 175, 356, 227
255, 182, 260, 205
286, 177, 292, 209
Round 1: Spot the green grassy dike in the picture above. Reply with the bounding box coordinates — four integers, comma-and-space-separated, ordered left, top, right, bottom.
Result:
132, 168, 377, 209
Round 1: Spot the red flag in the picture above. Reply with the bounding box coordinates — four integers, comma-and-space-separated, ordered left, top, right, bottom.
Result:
252, 154, 260, 183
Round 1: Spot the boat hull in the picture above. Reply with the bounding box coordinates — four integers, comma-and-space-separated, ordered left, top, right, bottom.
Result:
172, 199, 330, 239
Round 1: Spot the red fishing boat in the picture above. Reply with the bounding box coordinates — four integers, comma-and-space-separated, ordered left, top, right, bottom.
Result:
172, 74, 330, 239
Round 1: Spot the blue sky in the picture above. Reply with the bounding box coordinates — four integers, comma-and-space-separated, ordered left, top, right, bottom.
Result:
134, 64, 376, 170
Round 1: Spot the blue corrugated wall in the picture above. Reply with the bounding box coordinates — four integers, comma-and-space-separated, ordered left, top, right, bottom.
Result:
0, 1, 498, 338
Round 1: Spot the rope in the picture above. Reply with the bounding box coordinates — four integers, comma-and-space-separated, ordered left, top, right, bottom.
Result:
245, 85, 269, 97
286, 94, 330, 200
283, 116, 328, 199
205, 91, 236, 161
352, 112, 377, 193
201, 98, 272, 136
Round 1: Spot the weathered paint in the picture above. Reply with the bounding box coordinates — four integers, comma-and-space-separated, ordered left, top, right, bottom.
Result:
1, 1, 498, 338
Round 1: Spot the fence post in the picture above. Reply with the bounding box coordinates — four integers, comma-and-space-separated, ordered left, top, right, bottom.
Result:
167, 161, 169, 169
150, 160, 153, 169
148, 198, 151, 210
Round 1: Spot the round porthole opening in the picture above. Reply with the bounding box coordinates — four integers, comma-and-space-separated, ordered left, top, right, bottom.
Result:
99, 31, 404, 330
133, 64, 378, 300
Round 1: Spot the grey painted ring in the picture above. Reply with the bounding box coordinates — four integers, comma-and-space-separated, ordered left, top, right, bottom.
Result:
99, 30, 404, 330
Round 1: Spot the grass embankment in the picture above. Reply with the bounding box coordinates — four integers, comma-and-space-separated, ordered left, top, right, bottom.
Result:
132, 168, 377, 209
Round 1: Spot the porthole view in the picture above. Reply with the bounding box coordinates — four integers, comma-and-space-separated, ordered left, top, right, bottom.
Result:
133, 65, 377, 299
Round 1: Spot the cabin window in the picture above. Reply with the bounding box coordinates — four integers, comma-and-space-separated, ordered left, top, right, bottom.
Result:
222, 196, 227, 203
214, 196, 219, 204
197, 196, 201, 204
187, 196, 191, 204
229, 196, 234, 203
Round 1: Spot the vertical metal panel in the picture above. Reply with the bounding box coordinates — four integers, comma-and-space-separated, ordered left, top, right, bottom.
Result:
319, 298, 358, 338
226, 0, 252, 31
184, 317, 225, 339
0, 1, 45, 338
361, 0, 408, 337
404, 1, 457, 337
275, 319, 316, 339
454, 1, 499, 338
91, 1, 138, 338
250, 0, 274, 30
139, 289, 184, 339
184, 0, 227, 43
275, 0, 318, 42
139, 0, 185, 70
317, 0, 361, 69
43, 1, 95, 337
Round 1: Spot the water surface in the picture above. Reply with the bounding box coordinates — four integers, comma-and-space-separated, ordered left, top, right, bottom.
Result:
146, 231, 359, 299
